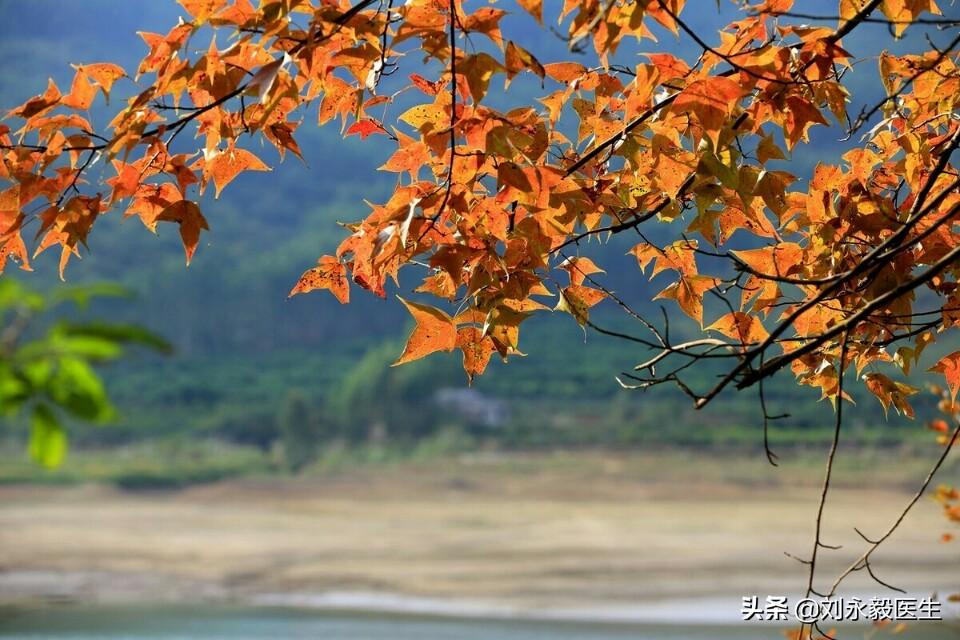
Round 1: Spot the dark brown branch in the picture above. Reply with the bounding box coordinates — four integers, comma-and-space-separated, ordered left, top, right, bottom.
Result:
656, 0, 809, 85
415, 0, 457, 244
826, 419, 960, 597
740, 235, 960, 390
846, 31, 960, 136
562, 0, 883, 202
697, 128, 960, 406
2, 0, 379, 156
799, 331, 849, 636
764, 10, 960, 27
552, 174, 696, 253
827, 0, 884, 44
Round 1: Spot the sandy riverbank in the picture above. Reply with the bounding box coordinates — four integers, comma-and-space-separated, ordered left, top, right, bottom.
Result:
1, 451, 957, 623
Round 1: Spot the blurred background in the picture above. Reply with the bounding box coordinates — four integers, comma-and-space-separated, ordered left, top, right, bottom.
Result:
0, 2, 958, 638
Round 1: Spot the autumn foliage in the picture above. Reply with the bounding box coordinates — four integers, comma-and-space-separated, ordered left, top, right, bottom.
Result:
3, 3, 960, 630
1, 0, 959, 415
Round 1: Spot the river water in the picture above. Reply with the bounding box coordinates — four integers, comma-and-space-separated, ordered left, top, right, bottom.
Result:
1, 607, 958, 640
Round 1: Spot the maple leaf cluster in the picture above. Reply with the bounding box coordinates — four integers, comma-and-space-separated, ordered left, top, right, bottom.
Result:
1, 0, 959, 409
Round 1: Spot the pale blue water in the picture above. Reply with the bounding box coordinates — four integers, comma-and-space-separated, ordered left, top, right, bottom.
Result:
0, 607, 957, 640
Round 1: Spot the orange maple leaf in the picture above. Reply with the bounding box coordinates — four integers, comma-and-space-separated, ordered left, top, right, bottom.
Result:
155, 200, 209, 266
393, 297, 458, 366
346, 118, 388, 140
202, 146, 270, 199
288, 256, 350, 304
930, 352, 960, 401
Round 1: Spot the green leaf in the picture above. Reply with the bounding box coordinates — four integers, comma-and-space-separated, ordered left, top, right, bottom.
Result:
50, 333, 124, 361
51, 282, 131, 309
0, 279, 44, 312
1, 279, 170, 467
19, 358, 53, 388
0, 367, 29, 416
58, 322, 173, 354
29, 404, 67, 468
48, 357, 115, 422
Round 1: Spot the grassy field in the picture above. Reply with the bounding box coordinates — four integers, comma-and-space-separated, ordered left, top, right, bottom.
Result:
0, 436, 955, 490
0, 440, 274, 489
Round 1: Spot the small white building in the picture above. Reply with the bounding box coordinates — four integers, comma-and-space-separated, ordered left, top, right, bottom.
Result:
433, 388, 509, 427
